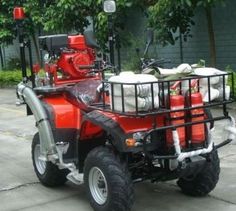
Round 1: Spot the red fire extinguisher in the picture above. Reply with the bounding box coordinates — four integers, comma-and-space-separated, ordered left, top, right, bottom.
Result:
166, 81, 186, 148
188, 79, 205, 145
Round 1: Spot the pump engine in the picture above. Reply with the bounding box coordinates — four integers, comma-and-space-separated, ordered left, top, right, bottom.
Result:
38, 31, 100, 85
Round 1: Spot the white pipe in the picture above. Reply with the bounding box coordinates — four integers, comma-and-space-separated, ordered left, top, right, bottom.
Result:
172, 130, 181, 155
224, 115, 236, 141
172, 128, 213, 162
172, 116, 236, 162
177, 142, 213, 162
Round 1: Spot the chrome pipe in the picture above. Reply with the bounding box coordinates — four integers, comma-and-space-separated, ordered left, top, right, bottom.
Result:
17, 83, 58, 160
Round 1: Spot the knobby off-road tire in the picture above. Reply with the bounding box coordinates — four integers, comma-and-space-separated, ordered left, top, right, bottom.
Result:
84, 147, 134, 211
177, 149, 220, 196
32, 133, 69, 187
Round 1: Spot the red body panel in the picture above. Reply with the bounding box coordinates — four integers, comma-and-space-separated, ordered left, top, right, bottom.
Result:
42, 94, 167, 139
43, 96, 81, 129
43, 96, 104, 140
96, 111, 165, 134
80, 121, 104, 140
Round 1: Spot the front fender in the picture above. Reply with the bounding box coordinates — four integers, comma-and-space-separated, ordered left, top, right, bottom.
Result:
82, 110, 128, 152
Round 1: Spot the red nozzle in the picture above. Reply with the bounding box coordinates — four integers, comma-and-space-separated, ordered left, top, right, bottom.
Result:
171, 81, 181, 90
33, 64, 40, 74
13, 7, 25, 20
170, 81, 181, 95
191, 79, 199, 88
46, 64, 57, 74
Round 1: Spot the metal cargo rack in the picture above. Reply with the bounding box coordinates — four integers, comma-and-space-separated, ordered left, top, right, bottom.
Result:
88, 72, 234, 131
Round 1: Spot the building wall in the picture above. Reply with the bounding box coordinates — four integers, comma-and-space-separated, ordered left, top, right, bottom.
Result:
123, 0, 236, 70
1, 38, 38, 70
175, 0, 236, 69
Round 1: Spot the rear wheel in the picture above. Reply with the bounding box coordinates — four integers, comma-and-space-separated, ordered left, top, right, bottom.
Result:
84, 147, 134, 211
177, 149, 220, 196
32, 133, 69, 187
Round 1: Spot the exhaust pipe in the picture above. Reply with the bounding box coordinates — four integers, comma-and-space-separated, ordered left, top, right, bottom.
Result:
17, 83, 58, 161
17, 83, 83, 184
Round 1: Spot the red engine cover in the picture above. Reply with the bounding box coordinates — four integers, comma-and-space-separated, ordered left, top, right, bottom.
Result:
68, 35, 87, 50
57, 51, 93, 78
57, 35, 96, 79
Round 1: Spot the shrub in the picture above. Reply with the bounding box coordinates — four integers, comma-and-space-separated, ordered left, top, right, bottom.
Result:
0, 70, 22, 87
225, 65, 236, 99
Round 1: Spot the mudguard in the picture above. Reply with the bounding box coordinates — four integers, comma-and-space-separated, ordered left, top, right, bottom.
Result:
82, 110, 128, 152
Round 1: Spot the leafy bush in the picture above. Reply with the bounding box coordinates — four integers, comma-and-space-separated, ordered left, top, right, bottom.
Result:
0, 70, 22, 87
225, 65, 236, 99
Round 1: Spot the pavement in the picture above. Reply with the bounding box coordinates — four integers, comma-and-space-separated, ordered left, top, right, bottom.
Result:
1, 88, 236, 211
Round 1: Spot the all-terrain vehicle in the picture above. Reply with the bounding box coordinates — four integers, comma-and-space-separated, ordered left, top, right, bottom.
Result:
14, 2, 236, 211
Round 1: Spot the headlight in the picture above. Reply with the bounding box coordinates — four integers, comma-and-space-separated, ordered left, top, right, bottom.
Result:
125, 132, 149, 148
103, 0, 116, 13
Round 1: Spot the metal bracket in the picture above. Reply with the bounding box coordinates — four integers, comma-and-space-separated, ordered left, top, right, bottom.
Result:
55, 142, 83, 185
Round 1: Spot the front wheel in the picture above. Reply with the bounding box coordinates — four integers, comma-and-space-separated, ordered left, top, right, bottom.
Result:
177, 149, 220, 196
32, 133, 69, 187
84, 147, 134, 211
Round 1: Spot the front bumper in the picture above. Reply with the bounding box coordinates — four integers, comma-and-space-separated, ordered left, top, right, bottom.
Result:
173, 115, 236, 162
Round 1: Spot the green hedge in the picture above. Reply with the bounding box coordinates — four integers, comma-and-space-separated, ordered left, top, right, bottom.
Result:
225, 66, 236, 99
0, 70, 22, 88
227, 71, 236, 98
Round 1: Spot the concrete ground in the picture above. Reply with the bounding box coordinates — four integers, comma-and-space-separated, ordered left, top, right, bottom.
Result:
0, 88, 236, 211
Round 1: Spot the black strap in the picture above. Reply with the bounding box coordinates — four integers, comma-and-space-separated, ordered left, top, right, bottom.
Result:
36, 118, 49, 127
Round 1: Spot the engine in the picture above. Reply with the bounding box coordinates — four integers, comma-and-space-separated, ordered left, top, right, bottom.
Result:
38, 31, 99, 85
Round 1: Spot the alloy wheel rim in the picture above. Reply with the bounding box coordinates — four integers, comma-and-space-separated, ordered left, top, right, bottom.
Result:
34, 144, 46, 175
89, 166, 108, 205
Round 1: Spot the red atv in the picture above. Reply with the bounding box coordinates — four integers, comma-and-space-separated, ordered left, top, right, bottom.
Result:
15, 2, 236, 211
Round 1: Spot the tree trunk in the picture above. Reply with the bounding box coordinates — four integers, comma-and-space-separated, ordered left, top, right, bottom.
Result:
179, 31, 183, 63
205, 6, 216, 67
30, 32, 41, 64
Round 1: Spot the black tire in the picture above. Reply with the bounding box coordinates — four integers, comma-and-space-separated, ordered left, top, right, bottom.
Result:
32, 133, 69, 187
84, 147, 134, 211
177, 149, 220, 196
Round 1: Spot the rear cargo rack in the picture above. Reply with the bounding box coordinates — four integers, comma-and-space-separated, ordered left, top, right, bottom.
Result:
89, 72, 234, 118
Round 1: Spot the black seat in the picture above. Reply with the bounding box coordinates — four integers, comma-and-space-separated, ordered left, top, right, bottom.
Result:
65, 79, 101, 111
34, 86, 66, 95
84, 30, 100, 49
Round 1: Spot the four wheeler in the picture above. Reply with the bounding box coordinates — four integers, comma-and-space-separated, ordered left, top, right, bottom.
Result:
14, 1, 236, 211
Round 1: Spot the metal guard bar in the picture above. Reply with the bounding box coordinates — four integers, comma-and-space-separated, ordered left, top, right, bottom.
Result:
154, 116, 235, 162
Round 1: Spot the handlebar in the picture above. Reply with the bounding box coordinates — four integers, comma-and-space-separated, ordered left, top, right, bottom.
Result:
78, 65, 96, 69
78, 63, 118, 75
142, 58, 171, 69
